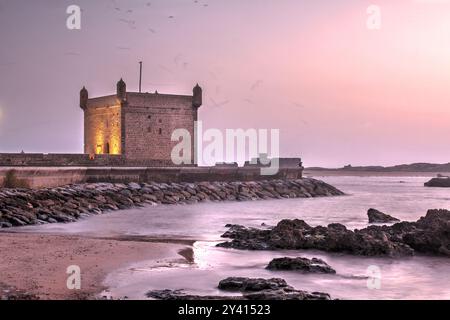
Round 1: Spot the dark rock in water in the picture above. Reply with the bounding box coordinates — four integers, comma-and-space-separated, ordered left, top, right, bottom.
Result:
147, 277, 331, 300
266, 257, 336, 274
146, 289, 243, 300
402, 209, 450, 256
218, 277, 289, 292
368, 208, 400, 224
218, 209, 450, 257
219, 277, 331, 300
424, 178, 450, 188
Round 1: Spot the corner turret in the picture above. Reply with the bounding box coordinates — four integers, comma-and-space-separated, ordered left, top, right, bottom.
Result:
192, 83, 202, 108
80, 86, 88, 110
117, 78, 127, 101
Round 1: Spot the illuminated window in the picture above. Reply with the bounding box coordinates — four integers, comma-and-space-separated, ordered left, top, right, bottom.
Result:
96, 145, 102, 154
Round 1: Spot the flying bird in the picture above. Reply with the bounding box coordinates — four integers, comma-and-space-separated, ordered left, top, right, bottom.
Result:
250, 80, 263, 91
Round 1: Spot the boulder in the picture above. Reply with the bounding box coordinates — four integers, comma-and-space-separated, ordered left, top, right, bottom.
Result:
425, 178, 450, 188
218, 277, 289, 292
266, 257, 336, 274
367, 208, 400, 224
147, 277, 331, 300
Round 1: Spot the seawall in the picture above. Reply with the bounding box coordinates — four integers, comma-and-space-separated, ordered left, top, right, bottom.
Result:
0, 166, 303, 189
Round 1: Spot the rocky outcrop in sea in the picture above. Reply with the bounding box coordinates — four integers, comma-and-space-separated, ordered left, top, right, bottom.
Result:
424, 177, 450, 188
367, 208, 400, 224
266, 257, 336, 274
0, 179, 344, 229
146, 277, 331, 300
217, 209, 450, 257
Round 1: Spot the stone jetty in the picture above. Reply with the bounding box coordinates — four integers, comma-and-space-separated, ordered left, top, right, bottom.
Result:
0, 178, 344, 229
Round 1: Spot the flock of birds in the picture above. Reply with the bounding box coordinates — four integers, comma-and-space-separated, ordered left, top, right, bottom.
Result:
61, 0, 309, 120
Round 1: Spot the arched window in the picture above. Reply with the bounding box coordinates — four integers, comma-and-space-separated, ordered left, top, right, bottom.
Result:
105, 142, 110, 154
159, 128, 162, 135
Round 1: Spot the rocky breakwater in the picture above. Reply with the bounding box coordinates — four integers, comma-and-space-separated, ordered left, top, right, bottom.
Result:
218, 209, 450, 257
0, 178, 344, 229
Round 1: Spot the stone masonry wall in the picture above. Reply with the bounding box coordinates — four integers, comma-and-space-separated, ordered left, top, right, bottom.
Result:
123, 93, 196, 163
84, 104, 122, 155
0, 165, 303, 189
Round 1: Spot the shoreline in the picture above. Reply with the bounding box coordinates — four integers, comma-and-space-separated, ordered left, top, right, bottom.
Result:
0, 232, 191, 300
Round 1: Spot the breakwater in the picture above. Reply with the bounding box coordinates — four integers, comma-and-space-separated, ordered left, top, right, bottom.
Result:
0, 178, 344, 228
0, 165, 303, 189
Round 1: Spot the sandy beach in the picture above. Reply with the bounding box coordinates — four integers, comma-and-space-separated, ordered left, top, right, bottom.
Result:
0, 232, 191, 300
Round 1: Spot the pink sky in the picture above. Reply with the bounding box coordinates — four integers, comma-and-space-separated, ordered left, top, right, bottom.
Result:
0, 0, 449, 167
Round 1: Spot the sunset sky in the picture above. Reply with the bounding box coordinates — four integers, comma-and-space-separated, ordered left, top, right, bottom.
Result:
0, 0, 450, 167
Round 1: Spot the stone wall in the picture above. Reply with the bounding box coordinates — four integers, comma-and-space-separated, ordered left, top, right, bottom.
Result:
84, 95, 122, 155
0, 153, 182, 167
123, 93, 196, 162
0, 165, 303, 189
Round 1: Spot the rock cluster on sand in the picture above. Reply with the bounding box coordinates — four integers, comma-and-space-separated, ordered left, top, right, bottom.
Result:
0, 283, 38, 300
147, 277, 331, 300
217, 209, 450, 257
266, 257, 336, 274
424, 177, 450, 188
367, 208, 400, 224
0, 179, 344, 229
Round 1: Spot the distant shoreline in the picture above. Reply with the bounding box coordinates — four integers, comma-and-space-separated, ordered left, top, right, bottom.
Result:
304, 170, 449, 177
305, 162, 450, 177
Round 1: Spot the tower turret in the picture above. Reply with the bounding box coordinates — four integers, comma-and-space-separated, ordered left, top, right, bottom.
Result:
192, 83, 202, 108
117, 78, 127, 101
80, 86, 88, 109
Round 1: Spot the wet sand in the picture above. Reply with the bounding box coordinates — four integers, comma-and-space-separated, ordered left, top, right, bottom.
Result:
0, 232, 192, 300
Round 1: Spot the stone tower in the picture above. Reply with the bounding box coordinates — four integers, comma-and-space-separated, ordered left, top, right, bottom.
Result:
80, 79, 202, 166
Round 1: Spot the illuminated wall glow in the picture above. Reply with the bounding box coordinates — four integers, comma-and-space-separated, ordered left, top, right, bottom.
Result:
87, 105, 122, 155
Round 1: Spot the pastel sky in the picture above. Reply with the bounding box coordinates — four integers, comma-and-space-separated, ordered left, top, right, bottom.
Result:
0, 0, 450, 167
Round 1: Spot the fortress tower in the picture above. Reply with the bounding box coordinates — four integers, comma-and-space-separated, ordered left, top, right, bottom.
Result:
80, 79, 202, 165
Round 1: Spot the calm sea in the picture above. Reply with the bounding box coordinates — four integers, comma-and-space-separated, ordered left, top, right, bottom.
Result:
18, 175, 450, 299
